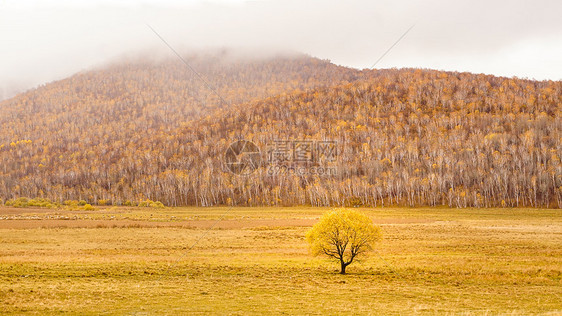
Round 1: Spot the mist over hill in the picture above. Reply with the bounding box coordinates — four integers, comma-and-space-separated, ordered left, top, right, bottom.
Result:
0, 51, 560, 208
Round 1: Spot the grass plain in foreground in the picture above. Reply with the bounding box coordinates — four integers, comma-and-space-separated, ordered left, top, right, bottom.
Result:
0, 206, 560, 315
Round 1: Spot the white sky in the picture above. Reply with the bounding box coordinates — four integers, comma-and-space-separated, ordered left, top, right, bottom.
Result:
1, 0, 561, 100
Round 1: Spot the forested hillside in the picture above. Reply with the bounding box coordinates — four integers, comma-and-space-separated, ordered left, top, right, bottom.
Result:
0, 53, 560, 208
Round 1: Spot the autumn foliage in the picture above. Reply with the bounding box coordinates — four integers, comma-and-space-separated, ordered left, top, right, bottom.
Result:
0, 52, 560, 208
306, 208, 382, 274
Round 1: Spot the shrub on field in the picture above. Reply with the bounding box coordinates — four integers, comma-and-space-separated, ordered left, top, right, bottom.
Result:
12, 197, 30, 208
98, 199, 110, 206
83, 204, 95, 211
78, 200, 87, 206
63, 200, 79, 207
28, 198, 53, 207
5, 197, 60, 209
150, 201, 165, 208
138, 199, 165, 208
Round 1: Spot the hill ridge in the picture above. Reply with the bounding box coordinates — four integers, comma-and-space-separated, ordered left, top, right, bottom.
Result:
0, 54, 560, 208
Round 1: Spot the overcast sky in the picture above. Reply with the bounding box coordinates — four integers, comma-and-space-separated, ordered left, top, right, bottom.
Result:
1, 0, 561, 100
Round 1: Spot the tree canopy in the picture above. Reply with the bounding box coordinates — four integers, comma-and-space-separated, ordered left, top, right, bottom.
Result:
306, 208, 382, 274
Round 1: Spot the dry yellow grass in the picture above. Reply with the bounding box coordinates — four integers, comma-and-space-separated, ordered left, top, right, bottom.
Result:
0, 206, 560, 314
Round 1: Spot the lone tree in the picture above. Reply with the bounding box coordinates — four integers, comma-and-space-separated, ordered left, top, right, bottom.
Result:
306, 208, 382, 274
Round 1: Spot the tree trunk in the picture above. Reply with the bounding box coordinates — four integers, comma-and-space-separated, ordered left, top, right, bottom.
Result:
340, 260, 347, 274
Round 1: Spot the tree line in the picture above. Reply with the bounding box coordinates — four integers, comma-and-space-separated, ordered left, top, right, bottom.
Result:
0, 54, 560, 208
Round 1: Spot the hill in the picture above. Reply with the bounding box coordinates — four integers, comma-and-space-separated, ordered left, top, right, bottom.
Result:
0, 52, 560, 208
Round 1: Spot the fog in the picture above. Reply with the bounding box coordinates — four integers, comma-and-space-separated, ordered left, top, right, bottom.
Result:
1, 0, 561, 100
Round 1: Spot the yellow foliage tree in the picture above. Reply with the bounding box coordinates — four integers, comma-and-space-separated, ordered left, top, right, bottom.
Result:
306, 208, 382, 274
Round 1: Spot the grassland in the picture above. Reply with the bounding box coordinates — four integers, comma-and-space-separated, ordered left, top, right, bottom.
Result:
0, 206, 560, 315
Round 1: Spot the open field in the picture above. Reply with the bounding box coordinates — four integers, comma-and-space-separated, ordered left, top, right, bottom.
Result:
0, 206, 561, 315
